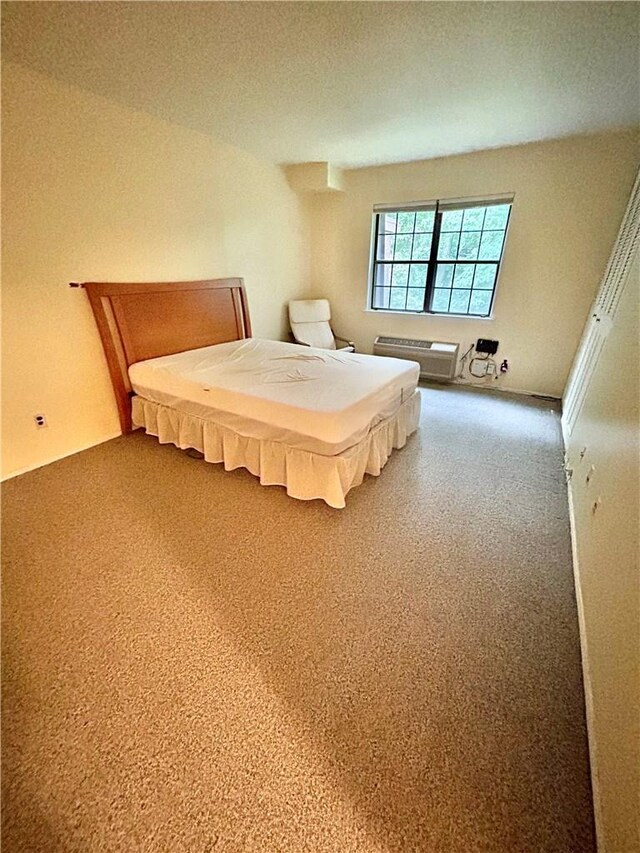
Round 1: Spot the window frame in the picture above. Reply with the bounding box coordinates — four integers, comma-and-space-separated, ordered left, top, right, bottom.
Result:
368, 199, 512, 319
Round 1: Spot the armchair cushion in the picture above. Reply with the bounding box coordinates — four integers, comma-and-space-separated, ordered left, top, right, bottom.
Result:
288, 299, 331, 324
288, 298, 354, 352
289, 299, 336, 349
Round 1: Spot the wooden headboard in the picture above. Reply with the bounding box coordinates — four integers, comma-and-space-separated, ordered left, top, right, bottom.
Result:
74, 278, 251, 434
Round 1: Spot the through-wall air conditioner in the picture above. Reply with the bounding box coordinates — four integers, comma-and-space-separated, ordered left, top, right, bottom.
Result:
373, 336, 459, 381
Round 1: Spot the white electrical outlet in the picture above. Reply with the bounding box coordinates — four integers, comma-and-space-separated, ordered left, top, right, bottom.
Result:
34, 413, 47, 429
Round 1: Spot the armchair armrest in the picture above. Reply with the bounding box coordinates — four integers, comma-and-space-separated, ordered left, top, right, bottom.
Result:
334, 334, 355, 350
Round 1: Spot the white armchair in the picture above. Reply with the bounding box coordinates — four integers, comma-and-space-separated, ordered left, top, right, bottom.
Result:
288, 299, 355, 352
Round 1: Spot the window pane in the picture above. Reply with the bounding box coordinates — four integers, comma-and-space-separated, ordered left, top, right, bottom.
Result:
380, 213, 397, 234
409, 264, 427, 288
437, 231, 459, 260
453, 264, 474, 288
441, 210, 463, 231
390, 288, 407, 310
415, 211, 435, 232
377, 235, 394, 260
473, 264, 496, 290
391, 264, 409, 287
397, 212, 415, 233
412, 232, 432, 260
435, 263, 454, 288
483, 204, 510, 230
469, 290, 492, 315
462, 207, 486, 231
431, 289, 451, 312
373, 287, 390, 309
450, 289, 471, 314
478, 230, 505, 260
375, 264, 392, 286
406, 288, 425, 311
457, 231, 480, 260
394, 234, 412, 260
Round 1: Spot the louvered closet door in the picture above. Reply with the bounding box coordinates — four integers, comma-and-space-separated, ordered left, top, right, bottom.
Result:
563, 169, 640, 437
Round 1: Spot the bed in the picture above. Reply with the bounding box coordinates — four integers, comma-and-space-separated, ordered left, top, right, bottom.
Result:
79, 278, 421, 507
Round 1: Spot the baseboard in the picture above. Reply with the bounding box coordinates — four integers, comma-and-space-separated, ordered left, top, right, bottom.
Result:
566, 482, 605, 852
1, 431, 122, 482
430, 377, 562, 401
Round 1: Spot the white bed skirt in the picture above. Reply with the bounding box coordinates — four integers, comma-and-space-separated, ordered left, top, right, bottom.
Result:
131, 390, 421, 508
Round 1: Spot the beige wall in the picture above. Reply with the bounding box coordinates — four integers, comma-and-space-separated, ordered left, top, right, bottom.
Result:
306, 131, 639, 397
1, 62, 310, 479
564, 251, 639, 853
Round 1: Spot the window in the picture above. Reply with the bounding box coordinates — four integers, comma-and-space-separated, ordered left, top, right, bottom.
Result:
370, 197, 512, 317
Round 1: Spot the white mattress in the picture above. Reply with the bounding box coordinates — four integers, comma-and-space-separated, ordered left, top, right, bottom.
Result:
128, 338, 420, 456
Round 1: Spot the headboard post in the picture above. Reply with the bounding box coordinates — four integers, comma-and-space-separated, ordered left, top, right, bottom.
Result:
79, 278, 251, 434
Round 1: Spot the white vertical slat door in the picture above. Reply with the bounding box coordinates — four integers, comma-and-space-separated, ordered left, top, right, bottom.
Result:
563, 170, 640, 437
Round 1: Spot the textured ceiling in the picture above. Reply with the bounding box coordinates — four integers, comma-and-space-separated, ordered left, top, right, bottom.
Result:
2, 1, 639, 168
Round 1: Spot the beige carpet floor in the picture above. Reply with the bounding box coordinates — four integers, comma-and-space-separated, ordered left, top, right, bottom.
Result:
2, 385, 595, 853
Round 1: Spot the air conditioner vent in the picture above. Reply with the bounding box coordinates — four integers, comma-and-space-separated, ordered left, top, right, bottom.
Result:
373, 336, 460, 381
376, 336, 433, 349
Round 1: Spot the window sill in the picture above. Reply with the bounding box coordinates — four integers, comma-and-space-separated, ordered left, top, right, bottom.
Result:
363, 308, 494, 320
